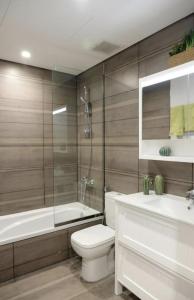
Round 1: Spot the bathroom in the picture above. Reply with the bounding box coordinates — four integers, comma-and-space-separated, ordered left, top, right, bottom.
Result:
0, 1, 194, 299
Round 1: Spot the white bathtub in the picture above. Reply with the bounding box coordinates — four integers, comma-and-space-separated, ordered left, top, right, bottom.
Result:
0, 202, 102, 245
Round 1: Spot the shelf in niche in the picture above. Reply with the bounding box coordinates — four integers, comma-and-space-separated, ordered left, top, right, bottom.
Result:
140, 154, 194, 163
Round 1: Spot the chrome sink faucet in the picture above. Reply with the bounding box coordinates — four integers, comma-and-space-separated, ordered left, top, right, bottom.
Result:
186, 189, 194, 210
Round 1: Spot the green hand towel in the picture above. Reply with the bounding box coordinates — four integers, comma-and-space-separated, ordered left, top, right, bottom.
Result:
184, 104, 194, 132
170, 105, 184, 137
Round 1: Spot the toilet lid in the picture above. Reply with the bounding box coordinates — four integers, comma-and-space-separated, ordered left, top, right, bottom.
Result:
71, 224, 115, 249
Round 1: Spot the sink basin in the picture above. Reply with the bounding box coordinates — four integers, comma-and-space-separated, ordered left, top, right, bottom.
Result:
145, 197, 187, 213
116, 192, 194, 226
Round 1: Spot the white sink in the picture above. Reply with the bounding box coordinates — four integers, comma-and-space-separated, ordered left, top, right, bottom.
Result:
145, 196, 187, 212
116, 192, 194, 226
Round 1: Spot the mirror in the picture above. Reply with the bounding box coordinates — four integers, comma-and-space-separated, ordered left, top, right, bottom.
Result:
139, 61, 194, 163
142, 74, 194, 140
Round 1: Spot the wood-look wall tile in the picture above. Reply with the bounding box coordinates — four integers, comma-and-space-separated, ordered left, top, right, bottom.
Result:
0, 189, 44, 216
139, 160, 192, 183
139, 176, 191, 197
139, 49, 170, 77
0, 146, 43, 170
78, 123, 103, 146
105, 89, 138, 122
77, 78, 103, 103
14, 230, 68, 276
139, 14, 194, 58
105, 118, 138, 146
0, 169, 44, 194
0, 123, 43, 146
78, 98, 103, 125
105, 63, 138, 97
54, 191, 77, 206
105, 146, 138, 175
104, 45, 138, 74
14, 230, 68, 265
77, 64, 103, 83
54, 146, 77, 167
0, 109, 43, 124
0, 76, 43, 103
0, 60, 50, 81
0, 244, 14, 283
78, 145, 103, 169
105, 170, 138, 194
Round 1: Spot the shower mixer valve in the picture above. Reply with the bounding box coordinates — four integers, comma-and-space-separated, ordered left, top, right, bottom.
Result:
81, 177, 95, 188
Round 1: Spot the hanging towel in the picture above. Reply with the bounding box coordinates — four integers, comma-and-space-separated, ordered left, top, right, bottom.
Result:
170, 76, 188, 138
184, 103, 194, 132
170, 105, 184, 137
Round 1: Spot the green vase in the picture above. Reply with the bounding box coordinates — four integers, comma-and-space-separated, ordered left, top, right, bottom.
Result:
154, 175, 164, 195
143, 175, 151, 195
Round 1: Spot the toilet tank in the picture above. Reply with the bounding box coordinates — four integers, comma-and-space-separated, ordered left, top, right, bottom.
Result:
105, 191, 126, 229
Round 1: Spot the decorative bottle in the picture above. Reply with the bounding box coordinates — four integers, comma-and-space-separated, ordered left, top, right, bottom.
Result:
154, 175, 164, 195
143, 175, 152, 195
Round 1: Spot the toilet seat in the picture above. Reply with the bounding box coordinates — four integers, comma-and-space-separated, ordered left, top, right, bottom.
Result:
71, 224, 115, 249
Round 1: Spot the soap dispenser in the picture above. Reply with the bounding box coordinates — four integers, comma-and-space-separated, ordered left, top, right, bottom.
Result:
154, 175, 164, 195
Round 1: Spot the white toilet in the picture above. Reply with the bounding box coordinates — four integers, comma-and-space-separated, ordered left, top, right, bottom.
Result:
71, 192, 123, 282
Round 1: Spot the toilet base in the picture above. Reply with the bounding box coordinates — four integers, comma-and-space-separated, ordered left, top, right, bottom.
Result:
81, 247, 114, 282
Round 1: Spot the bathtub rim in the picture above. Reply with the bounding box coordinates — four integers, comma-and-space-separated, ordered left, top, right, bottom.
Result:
0, 215, 104, 246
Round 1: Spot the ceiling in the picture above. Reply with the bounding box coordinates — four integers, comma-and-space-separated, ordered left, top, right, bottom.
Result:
0, 0, 193, 75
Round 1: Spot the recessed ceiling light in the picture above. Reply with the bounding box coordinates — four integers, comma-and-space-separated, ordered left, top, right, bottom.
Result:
21, 50, 31, 58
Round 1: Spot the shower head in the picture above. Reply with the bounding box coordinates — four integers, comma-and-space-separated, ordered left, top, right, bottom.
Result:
80, 96, 88, 106
80, 96, 92, 117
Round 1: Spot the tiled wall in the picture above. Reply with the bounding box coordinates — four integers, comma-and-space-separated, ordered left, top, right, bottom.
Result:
78, 13, 194, 198
0, 61, 77, 215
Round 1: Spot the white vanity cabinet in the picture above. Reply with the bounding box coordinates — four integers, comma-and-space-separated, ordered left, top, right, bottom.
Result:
115, 194, 194, 300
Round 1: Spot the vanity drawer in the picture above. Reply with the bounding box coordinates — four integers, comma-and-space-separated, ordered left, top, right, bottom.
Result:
116, 203, 194, 282
117, 245, 194, 300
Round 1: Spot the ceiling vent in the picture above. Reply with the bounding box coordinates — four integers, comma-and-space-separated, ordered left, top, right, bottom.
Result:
92, 41, 121, 54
